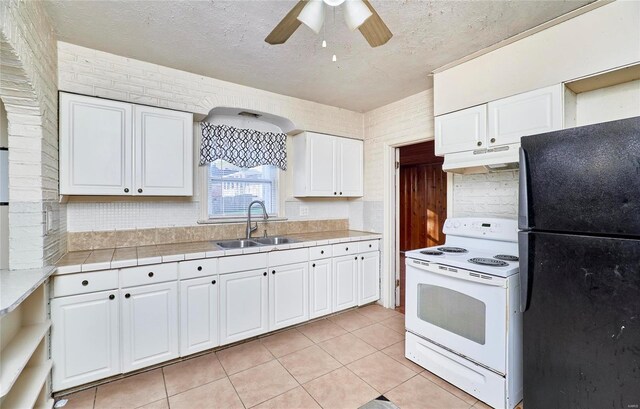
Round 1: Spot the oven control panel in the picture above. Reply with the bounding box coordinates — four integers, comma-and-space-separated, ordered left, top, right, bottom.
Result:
443, 217, 518, 242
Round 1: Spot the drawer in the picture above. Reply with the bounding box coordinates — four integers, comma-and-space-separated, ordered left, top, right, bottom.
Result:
53, 270, 118, 298
179, 258, 218, 280
120, 262, 178, 288
268, 248, 309, 266
358, 240, 379, 253
309, 245, 332, 260
219, 253, 267, 274
332, 242, 358, 257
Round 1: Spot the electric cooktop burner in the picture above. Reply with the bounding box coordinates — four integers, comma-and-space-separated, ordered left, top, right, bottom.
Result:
420, 250, 444, 256
494, 254, 519, 262
469, 257, 509, 267
437, 247, 468, 254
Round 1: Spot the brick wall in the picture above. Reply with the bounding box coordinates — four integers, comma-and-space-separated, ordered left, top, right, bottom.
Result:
0, 0, 66, 269
452, 172, 519, 219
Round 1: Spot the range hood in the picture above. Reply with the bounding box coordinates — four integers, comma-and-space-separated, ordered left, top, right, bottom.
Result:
443, 143, 520, 174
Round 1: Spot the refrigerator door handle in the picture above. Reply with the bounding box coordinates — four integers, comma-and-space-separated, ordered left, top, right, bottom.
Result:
518, 147, 529, 230
519, 231, 531, 313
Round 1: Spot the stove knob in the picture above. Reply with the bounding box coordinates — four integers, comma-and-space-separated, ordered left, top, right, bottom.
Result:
453, 221, 461, 228
444, 220, 452, 229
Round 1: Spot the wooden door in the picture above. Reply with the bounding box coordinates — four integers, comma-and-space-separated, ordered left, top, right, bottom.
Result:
121, 282, 179, 372
398, 141, 447, 312
134, 105, 193, 196
59, 93, 133, 195
269, 262, 309, 330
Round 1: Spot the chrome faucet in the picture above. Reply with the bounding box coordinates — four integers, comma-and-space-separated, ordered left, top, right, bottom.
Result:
246, 200, 269, 239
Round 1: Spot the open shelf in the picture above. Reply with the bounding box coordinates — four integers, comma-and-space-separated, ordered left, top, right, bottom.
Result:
0, 320, 51, 397
1, 360, 52, 409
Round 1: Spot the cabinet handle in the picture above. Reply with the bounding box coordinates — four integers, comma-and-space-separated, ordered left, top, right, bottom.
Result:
197, 266, 202, 271
477, 141, 482, 147
81, 280, 89, 286
312, 263, 316, 268
148, 272, 154, 278
340, 192, 343, 195
138, 188, 143, 193
345, 247, 349, 251
334, 192, 337, 195
490, 138, 496, 143
320, 250, 324, 254
125, 293, 131, 298
211, 280, 216, 285
354, 256, 358, 260
124, 188, 129, 193
263, 272, 267, 276
361, 256, 364, 260
272, 270, 276, 275
369, 244, 372, 248
109, 294, 115, 300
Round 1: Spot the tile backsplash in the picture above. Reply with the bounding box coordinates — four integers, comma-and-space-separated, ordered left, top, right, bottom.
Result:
67, 219, 349, 252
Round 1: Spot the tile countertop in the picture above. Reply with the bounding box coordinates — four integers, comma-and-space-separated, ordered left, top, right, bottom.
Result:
0, 266, 56, 316
55, 230, 382, 276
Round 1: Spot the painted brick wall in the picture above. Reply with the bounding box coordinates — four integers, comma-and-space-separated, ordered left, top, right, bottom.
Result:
452, 171, 519, 219
0, 0, 66, 269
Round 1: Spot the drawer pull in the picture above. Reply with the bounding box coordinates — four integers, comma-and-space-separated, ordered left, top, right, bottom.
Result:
312, 263, 316, 268
197, 266, 203, 271
125, 293, 131, 299
272, 270, 276, 275
369, 244, 372, 248
321, 250, 324, 254
263, 272, 267, 276
211, 280, 216, 285
346, 247, 349, 251
148, 272, 154, 277
361, 256, 364, 260
109, 294, 115, 300
81, 280, 89, 286
354, 256, 358, 260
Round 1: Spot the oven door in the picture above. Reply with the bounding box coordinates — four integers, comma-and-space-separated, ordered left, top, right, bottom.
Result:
406, 258, 508, 374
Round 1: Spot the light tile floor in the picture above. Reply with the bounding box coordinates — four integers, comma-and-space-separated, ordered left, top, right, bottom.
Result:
58, 305, 499, 409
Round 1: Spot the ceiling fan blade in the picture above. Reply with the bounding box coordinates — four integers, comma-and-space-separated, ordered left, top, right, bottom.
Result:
358, 0, 393, 47
265, 0, 308, 45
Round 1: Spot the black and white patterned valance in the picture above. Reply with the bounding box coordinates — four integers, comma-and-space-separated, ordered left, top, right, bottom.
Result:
199, 123, 287, 170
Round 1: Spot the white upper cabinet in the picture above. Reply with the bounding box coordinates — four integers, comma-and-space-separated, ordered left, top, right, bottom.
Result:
435, 105, 487, 155
59, 92, 193, 196
488, 84, 563, 146
134, 106, 193, 196
293, 131, 363, 197
435, 85, 564, 156
59, 93, 133, 195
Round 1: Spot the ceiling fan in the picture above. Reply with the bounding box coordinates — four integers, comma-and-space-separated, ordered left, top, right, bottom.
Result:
265, 0, 393, 48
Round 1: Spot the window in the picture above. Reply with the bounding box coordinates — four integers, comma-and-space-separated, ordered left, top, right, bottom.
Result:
207, 159, 279, 219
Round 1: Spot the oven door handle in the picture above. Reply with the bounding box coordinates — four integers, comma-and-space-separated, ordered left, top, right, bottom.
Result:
407, 259, 506, 287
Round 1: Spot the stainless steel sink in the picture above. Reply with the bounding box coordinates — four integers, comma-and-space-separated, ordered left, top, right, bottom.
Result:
216, 239, 261, 249
253, 236, 299, 245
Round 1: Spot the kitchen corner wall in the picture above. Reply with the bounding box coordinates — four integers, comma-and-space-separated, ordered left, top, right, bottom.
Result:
0, 0, 66, 270
57, 42, 363, 234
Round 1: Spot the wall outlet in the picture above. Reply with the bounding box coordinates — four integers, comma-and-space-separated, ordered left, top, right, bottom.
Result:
299, 206, 309, 217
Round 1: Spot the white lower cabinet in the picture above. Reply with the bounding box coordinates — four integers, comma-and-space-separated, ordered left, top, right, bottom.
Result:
121, 282, 179, 373
309, 259, 332, 318
269, 262, 309, 331
358, 252, 380, 306
332, 255, 358, 312
180, 276, 219, 356
219, 269, 268, 345
51, 290, 120, 391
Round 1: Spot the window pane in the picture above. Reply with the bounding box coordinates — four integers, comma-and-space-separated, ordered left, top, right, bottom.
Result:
208, 159, 278, 218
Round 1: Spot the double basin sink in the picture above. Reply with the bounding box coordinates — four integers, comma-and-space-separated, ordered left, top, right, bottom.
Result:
216, 236, 299, 249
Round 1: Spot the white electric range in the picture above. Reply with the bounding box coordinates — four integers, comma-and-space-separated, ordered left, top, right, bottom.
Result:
405, 217, 522, 409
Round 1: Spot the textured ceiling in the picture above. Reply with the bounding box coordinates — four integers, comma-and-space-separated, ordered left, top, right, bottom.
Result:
44, 0, 592, 112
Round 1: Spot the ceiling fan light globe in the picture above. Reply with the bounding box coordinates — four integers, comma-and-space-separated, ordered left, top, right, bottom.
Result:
297, 0, 325, 34
323, 0, 346, 6
343, 0, 372, 31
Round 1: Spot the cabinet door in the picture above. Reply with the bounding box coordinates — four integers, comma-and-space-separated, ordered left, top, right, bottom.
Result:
488, 84, 563, 146
358, 252, 380, 306
121, 282, 179, 372
269, 262, 309, 331
307, 132, 336, 196
309, 259, 332, 319
180, 276, 218, 356
219, 269, 268, 345
337, 137, 363, 197
134, 106, 193, 196
51, 290, 120, 391
435, 105, 487, 155
59, 93, 133, 195
332, 255, 358, 312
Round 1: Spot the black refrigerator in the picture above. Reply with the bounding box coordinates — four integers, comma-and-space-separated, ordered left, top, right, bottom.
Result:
518, 116, 640, 409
